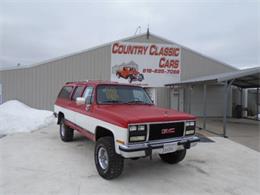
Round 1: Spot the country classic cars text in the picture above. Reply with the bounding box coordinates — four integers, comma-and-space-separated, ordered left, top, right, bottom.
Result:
112, 43, 180, 69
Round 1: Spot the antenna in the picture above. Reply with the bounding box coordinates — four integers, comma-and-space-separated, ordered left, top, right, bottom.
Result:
146, 24, 150, 39
135, 26, 141, 35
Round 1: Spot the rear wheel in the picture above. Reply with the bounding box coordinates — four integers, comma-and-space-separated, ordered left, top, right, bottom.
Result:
159, 149, 186, 164
95, 136, 124, 180
59, 118, 74, 142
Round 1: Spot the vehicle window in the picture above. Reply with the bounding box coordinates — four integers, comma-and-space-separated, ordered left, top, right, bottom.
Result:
72, 86, 84, 101
58, 86, 73, 99
83, 86, 94, 104
133, 89, 147, 101
97, 85, 153, 104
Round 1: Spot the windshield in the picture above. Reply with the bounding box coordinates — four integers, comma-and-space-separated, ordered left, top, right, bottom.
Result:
96, 85, 153, 105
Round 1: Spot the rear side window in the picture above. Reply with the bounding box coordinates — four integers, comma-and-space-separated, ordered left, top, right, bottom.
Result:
72, 86, 84, 101
58, 86, 73, 99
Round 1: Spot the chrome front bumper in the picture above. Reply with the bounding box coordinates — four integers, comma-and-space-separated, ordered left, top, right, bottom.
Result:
119, 136, 200, 158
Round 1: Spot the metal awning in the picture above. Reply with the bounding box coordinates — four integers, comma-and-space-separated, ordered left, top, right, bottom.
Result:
165, 67, 260, 138
166, 67, 260, 88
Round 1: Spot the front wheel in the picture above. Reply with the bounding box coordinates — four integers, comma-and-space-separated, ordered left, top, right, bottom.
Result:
159, 149, 186, 164
95, 136, 124, 180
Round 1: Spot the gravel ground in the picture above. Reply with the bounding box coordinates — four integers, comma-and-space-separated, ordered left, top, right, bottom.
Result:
0, 122, 259, 195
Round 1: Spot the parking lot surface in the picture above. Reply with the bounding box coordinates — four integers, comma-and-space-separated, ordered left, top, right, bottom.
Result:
0, 123, 259, 195
197, 118, 260, 152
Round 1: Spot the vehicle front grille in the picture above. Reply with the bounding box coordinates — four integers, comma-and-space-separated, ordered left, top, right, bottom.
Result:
148, 122, 184, 141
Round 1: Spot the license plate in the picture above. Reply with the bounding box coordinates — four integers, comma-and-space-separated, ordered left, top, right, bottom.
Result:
162, 143, 177, 154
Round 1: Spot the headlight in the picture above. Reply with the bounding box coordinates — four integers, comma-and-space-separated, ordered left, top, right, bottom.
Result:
185, 130, 195, 135
185, 121, 196, 135
129, 125, 137, 131
128, 124, 147, 142
186, 121, 195, 126
129, 136, 146, 142
129, 125, 146, 131
138, 125, 146, 131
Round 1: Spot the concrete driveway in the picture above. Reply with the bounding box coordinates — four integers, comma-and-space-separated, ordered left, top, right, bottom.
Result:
0, 123, 259, 195
197, 118, 260, 152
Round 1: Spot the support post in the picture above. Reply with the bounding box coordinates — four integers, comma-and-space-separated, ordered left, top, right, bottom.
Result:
188, 85, 192, 114
223, 80, 234, 138
257, 88, 259, 119
223, 81, 228, 138
240, 88, 243, 106
177, 87, 180, 111
203, 83, 207, 130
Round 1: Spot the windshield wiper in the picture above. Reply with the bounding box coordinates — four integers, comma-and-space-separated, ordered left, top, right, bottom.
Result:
102, 100, 122, 104
126, 100, 152, 105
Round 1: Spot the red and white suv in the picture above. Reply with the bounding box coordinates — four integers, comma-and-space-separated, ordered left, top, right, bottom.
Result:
54, 80, 200, 179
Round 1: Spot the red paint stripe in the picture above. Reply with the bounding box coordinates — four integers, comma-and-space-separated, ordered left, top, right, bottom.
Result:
64, 120, 95, 142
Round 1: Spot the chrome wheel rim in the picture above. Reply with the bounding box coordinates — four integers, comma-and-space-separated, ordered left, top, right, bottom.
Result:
61, 123, 65, 137
98, 147, 109, 170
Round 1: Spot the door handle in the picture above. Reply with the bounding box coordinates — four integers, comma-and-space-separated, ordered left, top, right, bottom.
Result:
86, 104, 91, 111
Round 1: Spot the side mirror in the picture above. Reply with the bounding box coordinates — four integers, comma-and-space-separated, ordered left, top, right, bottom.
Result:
76, 97, 86, 105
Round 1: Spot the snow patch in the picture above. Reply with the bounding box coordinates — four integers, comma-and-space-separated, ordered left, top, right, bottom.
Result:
0, 100, 55, 135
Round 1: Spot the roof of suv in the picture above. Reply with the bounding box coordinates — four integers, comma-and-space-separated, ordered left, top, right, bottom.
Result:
64, 80, 141, 87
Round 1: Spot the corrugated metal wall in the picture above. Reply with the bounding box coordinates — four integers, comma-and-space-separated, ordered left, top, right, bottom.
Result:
0, 45, 111, 110
181, 47, 236, 80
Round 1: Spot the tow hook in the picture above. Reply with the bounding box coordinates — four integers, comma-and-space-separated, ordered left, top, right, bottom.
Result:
145, 145, 153, 160
185, 141, 191, 149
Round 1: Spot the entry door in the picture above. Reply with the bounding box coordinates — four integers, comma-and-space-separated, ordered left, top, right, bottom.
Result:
170, 88, 184, 111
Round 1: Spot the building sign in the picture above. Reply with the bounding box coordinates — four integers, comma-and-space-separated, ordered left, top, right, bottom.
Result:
111, 42, 181, 87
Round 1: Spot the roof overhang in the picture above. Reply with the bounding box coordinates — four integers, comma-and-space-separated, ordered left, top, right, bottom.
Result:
165, 67, 260, 88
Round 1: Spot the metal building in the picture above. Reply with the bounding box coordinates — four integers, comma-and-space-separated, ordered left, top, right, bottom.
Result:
0, 33, 239, 116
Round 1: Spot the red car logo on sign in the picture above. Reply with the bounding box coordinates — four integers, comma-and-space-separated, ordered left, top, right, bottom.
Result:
161, 128, 175, 135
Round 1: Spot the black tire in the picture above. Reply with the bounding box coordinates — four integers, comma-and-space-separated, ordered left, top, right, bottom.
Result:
116, 73, 120, 79
95, 136, 124, 180
159, 149, 186, 164
59, 118, 74, 142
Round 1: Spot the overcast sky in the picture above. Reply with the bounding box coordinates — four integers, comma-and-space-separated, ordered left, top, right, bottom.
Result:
0, 0, 259, 69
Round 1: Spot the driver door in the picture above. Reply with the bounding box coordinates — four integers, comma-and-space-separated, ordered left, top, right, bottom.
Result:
74, 86, 94, 132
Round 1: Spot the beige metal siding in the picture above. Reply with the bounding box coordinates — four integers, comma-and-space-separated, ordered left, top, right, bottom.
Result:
156, 87, 170, 108
0, 45, 111, 110
181, 47, 236, 81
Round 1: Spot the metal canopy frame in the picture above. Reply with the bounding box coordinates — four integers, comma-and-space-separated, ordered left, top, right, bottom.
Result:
165, 67, 260, 138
